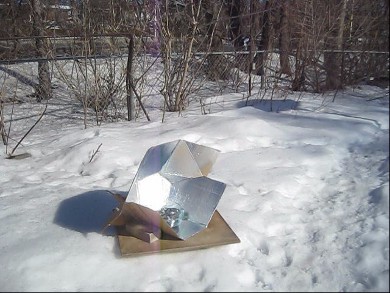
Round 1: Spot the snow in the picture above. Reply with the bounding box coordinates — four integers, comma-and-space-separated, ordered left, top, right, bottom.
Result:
0, 61, 389, 292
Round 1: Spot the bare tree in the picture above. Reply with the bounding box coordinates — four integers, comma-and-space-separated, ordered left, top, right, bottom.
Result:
159, 0, 204, 113
226, 0, 241, 49
256, 0, 271, 78
28, 0, 53, 101
204, 0, 229, 81
126, 34, 136, 121
278, 0, 292, 75
342, 0, 389, 85
323, 0, 347, 90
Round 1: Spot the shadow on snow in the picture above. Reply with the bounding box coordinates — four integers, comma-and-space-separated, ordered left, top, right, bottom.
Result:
53, 189, 127, 236
236, 98, 300, 112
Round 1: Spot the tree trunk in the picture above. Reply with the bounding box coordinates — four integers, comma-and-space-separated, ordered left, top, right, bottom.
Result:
227, 0, 241, 49
205, 4, 226, 81
256, 0, 270, 77
29, 0, 52, 102
69, 0, 81, 26
324, 0, 346, 90
279, 0, 291, 75
126, 35, 136, 121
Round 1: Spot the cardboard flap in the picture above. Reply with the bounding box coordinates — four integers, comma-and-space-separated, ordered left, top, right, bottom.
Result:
116, 210, 240, 256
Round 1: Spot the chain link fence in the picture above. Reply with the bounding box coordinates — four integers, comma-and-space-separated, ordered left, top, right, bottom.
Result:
1, 35, 389, 128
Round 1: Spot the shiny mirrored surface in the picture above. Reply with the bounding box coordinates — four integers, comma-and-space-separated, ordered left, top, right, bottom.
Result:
126, 140, 225, 239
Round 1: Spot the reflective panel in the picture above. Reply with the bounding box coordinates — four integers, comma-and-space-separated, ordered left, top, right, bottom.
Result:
137, 174, 171, 210
125, 139, 226, 240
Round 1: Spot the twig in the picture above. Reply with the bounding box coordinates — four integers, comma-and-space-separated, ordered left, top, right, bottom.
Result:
0, 100, 7, 145
5, 81, 19, 152
129, 81, 150, 121
9, 104, 47, 157
368, 95, 387, 101
89, 142, 102, 163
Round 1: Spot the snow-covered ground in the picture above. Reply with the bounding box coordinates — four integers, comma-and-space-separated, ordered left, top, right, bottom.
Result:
0, 61, 389, 292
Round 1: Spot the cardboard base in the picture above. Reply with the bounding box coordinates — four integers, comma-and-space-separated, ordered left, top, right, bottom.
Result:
116, 210, 240, 256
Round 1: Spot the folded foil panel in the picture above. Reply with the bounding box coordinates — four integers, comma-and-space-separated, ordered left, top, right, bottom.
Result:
126, 139, 225, 240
